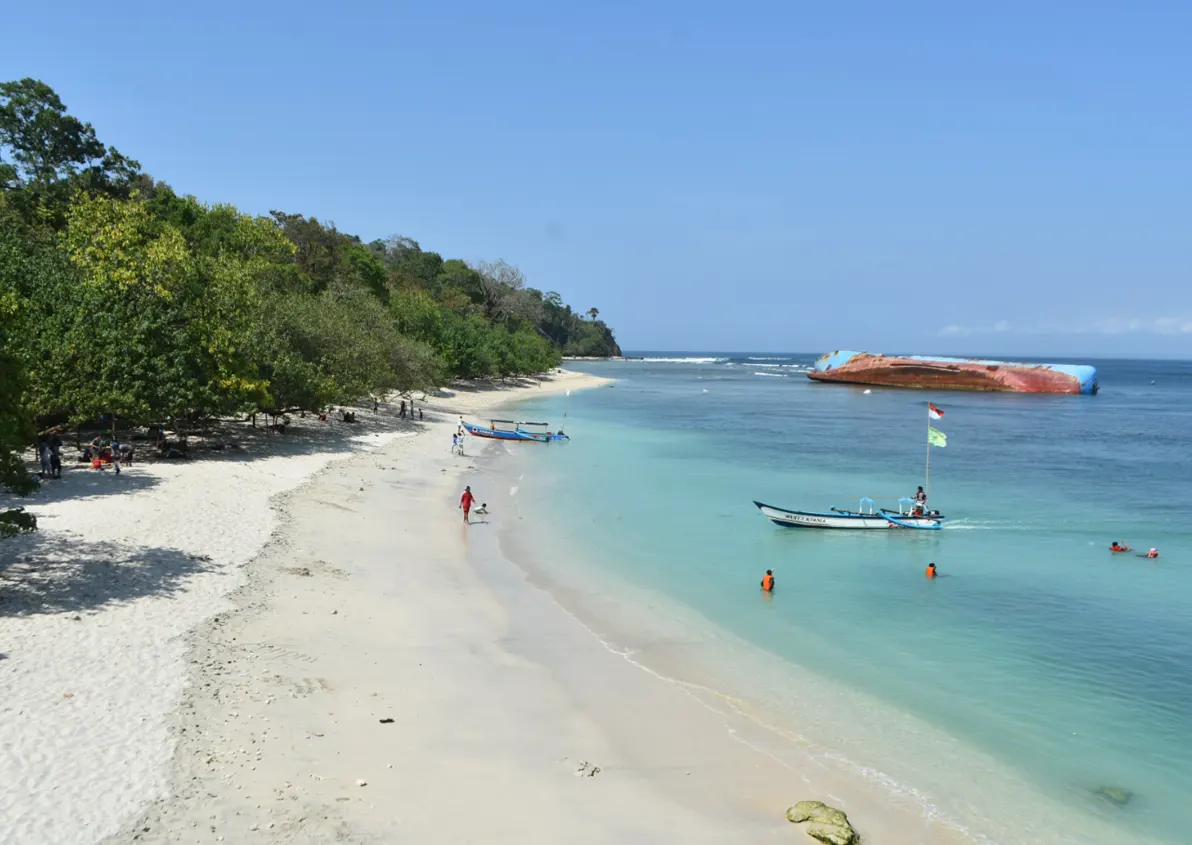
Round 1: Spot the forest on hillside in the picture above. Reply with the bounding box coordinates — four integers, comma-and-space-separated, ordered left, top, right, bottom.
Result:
0, 77, 620, 535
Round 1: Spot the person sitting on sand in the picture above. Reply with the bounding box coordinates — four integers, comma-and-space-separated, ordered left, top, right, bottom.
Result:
1145, 548, 1159, 559
926, 563, 938, 579
760, 569, 775, 592
1110, 541, 1131, 552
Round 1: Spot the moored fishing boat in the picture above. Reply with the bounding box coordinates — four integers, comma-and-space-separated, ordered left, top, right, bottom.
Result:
462, 419, 570, 443
753, 498, 944, 530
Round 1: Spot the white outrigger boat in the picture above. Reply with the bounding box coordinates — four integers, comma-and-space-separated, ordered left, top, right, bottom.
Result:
753, 497, 944, 530
753, 401, 950, 532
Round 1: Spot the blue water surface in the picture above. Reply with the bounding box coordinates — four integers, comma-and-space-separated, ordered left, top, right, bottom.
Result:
505, 354, 1192, 843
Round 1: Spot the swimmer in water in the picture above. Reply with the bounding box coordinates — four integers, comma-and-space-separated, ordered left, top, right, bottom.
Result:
1144, 548, 1159, 559
760, 569, 775, 592
1110, 541, 1132, 552
926, 562, 938, 579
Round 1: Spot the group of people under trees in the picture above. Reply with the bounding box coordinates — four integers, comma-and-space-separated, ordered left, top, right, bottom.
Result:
398, 400, 423, 421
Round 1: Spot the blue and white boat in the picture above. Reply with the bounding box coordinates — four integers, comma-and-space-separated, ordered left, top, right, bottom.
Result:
753, 497, 944, 530
462, 419, 570, 443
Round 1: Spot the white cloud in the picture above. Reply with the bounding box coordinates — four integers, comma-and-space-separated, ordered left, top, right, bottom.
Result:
1151, 317, 1192, 335
938, 318, 1192, 338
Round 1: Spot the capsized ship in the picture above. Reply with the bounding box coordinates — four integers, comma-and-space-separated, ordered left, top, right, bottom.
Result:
807, 351, 1098, 394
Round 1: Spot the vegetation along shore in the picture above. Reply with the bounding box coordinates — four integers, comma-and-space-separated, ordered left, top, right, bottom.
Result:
0, 77, 621, 531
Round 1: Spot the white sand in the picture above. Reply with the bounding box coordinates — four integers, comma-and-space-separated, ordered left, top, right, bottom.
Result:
4, 367, 1051, 845
82, 369, 978, 845
0, 372, 604, 845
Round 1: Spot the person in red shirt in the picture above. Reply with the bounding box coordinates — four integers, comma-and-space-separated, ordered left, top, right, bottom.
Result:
460, 485, 476, 524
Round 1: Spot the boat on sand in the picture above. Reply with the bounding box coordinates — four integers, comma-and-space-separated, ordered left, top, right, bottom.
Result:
462, 419, 569, 443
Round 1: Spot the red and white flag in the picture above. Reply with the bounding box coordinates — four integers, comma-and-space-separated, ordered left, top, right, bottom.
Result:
928, 402, 944, 420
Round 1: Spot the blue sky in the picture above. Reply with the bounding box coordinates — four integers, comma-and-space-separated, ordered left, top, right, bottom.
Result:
4, 1, 1189, 356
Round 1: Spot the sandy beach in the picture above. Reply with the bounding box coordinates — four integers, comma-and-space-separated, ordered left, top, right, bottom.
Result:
0, 372, 592, 844
4, 368, 982, 845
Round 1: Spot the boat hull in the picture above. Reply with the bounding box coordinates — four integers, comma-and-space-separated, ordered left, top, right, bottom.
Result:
807, 351, 1098, 395
882, 513, 942, 530
753, 501, 944, 530
462, 422, 568, 443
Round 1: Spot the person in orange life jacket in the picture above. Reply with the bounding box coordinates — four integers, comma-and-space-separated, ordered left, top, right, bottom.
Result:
761, 570, 775, 592
926, 563, 938, 579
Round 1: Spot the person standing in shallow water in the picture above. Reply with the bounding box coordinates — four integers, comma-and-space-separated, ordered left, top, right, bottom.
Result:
761, 570, 775, 592
460, 485, 476, 524
926, 563, 938, 579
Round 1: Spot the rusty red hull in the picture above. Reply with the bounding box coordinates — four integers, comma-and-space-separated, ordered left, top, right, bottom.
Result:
807, 352, 1098, 395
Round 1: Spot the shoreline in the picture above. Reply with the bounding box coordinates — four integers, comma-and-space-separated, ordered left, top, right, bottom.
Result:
3, 365, 1144, 844
91, 367, 965, 845
0, 370, 606, 845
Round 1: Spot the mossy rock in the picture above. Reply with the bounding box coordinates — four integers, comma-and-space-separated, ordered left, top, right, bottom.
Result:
1092, 785, 1134, 807
786, 801, 848, 825
806, 823, 858, 845
786, 800, 858, 845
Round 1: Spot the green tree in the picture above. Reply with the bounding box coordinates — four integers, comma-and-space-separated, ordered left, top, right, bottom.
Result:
0, 204, 38, 537
0, 78, 140, 216
43, 193, 271, 425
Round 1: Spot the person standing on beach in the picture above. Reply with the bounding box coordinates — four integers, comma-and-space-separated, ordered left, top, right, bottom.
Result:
399, 400, 406, 419
38, 438, 52, 478
49, 432, 62, 478
460, 485, 476, 524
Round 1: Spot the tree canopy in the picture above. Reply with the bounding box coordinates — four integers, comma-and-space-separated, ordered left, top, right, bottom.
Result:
0, 78, 620, 533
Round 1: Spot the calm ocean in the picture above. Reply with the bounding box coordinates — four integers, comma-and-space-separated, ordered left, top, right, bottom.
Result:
493, 354, 1192, 844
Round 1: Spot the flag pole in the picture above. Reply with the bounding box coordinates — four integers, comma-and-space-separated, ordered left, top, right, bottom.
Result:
925, 404, 931, 500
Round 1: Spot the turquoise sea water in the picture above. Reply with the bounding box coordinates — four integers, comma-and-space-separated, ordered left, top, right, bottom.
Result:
493, 355, 1191, 843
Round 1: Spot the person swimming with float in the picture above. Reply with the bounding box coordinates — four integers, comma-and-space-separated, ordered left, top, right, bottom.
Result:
760, 569, 775, 592
1110, 541, 1132, 552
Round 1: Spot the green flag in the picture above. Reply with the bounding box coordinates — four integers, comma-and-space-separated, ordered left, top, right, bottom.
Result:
928, 426, 947, 448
